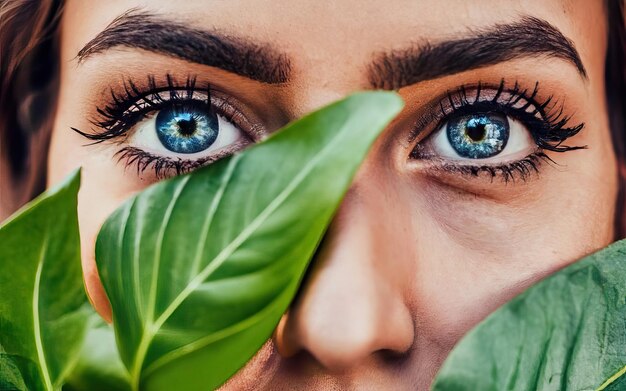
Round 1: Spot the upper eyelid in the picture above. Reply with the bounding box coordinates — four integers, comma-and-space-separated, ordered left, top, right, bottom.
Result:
408, 81, 585, 158
73, 75, 269, 146
112, 75, 207, 113
408, 81, 557, 143
117, 89, 210, 115
75, 76, 213, 142
440, 84, 550, 122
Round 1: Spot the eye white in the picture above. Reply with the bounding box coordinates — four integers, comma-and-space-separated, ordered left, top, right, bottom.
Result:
126, 110, 246, 159
428, 116, 535, 163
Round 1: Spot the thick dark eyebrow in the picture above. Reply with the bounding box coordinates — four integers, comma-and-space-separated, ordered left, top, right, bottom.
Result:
368, 16, 587, 90
77, 9, 291, 84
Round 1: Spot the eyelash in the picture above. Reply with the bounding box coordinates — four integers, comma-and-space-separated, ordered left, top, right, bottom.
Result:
75, 75, 203, 142
411, 79, 586, 182
113, 146, 234, 178
72, 75, 252, 178
75, 76, 584, 182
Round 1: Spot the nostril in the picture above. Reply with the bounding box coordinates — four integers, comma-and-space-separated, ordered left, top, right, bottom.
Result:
271, 190, 416, 374
274, 313, 299, 358
377, 346, 414, 366
301, 322, 380, 370
274, 299, 415, 372
274, 308, 377, 369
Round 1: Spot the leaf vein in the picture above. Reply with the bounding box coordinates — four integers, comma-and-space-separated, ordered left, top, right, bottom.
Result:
188, 155, 241, 279
152, 121, 348, 336
33, 235, 53, 391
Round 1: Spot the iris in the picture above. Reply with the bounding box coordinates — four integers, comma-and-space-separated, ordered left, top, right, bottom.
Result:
447, 112, 509, 159
155, 103, 219, 154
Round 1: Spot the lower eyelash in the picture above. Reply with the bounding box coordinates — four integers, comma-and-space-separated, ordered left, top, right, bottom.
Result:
115, 147, 205, 178
115, 146, 231, 179
426, 152, 557, 184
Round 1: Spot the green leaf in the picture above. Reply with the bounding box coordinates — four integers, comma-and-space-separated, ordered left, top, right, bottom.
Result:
0, 170, 91, 391
96, 92, 404, 391
601, 366, 626, 391
432, 239, 626, 391
64, 315, 131, 391
1, 344, 28, 391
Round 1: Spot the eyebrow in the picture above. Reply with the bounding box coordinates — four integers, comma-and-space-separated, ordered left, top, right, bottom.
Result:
367, 16, 587, 90
77, 9, 291, 84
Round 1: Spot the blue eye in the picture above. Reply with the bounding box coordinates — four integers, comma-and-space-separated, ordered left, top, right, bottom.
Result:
447, 112, 509, 159
155, 103, 218, 154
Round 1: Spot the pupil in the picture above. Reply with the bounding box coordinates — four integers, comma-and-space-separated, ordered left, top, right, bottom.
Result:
177, 118, 196, 137
466, 123, 486, 142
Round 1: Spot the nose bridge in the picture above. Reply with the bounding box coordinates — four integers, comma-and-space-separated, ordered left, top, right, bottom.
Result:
275, 186, 414, 370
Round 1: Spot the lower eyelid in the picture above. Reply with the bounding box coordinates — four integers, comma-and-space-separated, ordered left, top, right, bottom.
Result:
410, 151, 551, 185
115, 138, 251, 180
117, 119, 252, 178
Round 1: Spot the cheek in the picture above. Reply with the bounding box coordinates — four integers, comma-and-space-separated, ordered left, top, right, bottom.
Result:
75, 172, 131, 322
398, 153, 616, 350
48, 109, 145, 321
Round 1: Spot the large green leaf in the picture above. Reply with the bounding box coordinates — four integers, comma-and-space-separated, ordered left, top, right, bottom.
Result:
432, 239, 626, 391
0, 170, 91, 391
96, 92, 404, 390
64, 316, 131, 391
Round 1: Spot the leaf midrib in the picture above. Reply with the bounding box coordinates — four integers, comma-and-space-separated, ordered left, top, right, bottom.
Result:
147, 175, 191, 322
597, 365, 626, 391
153, 121, 346, 328
132, 114, 355, 384
188, 155, 239, 281
33, 235, 53, 391
142, 279, 292, 378
131, 176, 191, 390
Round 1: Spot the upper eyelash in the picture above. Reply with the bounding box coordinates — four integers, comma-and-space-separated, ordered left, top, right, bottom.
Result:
411, 79, 586, 155
77, 76, 584, 183
72, 74, 212, 143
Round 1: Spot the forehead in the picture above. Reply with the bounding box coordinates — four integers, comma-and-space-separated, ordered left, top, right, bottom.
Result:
64, 0, 602, 59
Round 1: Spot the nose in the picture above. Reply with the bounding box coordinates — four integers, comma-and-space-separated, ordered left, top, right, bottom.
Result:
274, 185, 415, 370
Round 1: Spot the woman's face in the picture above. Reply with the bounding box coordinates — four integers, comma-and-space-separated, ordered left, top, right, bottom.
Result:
48, 1, 616, 389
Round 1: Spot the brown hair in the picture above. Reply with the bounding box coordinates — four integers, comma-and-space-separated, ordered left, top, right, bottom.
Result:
1, 0, 625, 234
607, 0, 626, 236
0, 0, 62, 219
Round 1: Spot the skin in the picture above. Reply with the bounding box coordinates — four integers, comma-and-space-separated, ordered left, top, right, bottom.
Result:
47, 0, 616, 389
